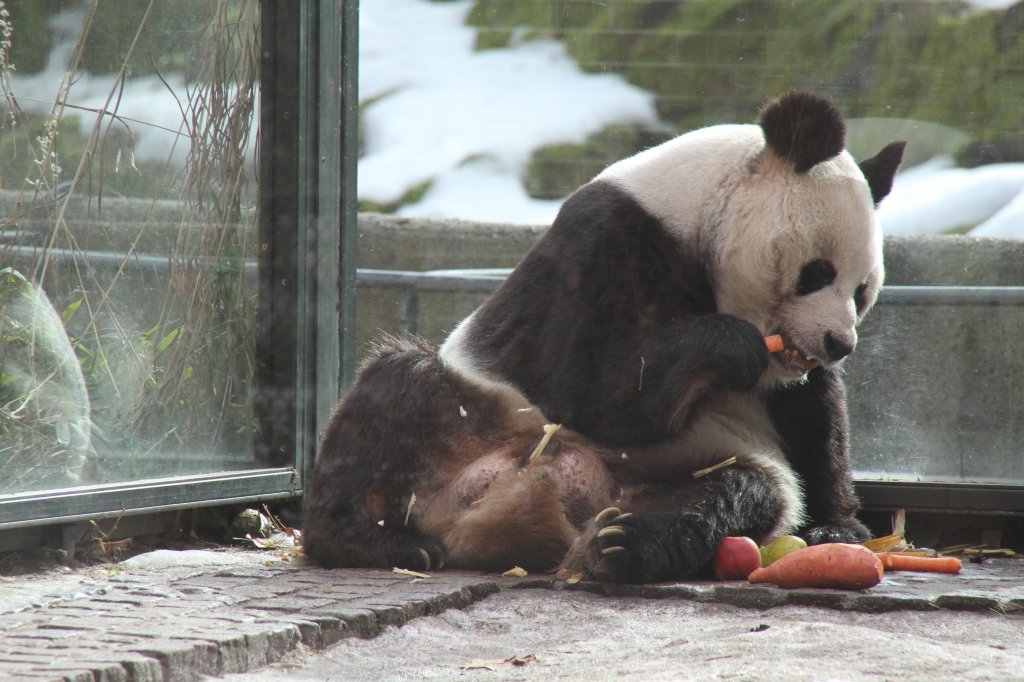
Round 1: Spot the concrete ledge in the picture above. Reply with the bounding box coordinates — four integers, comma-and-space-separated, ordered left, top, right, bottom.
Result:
512, 557, 1024, 616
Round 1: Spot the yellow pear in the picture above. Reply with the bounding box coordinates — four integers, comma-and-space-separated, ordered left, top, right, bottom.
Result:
760, 535, 808, 566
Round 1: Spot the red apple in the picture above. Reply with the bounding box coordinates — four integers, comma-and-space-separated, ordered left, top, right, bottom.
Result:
713, 536, 762, 580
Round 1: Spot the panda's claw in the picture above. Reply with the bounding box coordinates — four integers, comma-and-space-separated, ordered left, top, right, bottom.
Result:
597, 525, 626, 539
595, 507, 621, 523
601, 545, 627, 556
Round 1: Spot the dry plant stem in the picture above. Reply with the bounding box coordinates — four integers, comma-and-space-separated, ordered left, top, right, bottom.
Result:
3, 1, 260, 459
392, 567, 430, 579
404, 492, 418, 526
29, 1, 158, 396
692, 456, 737, 478
137, 0, 259, 448
528, 424, 562, 461
10, 97, 183, 137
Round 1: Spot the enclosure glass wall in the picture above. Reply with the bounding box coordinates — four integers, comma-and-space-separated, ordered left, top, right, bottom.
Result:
0, 0, 350, 536
354, 0, 1024, 498
0, 1, 266, 496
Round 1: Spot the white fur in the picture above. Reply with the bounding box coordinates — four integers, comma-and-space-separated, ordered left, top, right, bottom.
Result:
597, 124, 764, 256
600, 122, 883, 384
440, 312, 542, 416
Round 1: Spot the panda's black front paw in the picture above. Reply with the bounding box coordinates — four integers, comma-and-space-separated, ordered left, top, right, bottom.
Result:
689, 315, 769, 391
803, 519, 872, 546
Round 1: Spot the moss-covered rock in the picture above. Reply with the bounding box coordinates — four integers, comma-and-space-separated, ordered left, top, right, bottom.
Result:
525, 124, 673, 200
468, 0, 1024, 164
357, 179, 433, 215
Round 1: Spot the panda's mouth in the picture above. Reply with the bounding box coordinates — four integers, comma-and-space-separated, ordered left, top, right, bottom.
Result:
770, 338, 819, 373
784, 349, 819, 372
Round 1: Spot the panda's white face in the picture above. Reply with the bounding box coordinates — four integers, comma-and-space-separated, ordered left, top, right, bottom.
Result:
714, 150, 883, 383
597, 96, 901, 387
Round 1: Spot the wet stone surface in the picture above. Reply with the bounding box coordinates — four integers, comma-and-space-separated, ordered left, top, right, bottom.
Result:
0, 549, 1021, 681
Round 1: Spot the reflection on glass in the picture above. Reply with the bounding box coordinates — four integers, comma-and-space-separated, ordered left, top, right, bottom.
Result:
358, 0, 1024, 233
0, 1, 260, 494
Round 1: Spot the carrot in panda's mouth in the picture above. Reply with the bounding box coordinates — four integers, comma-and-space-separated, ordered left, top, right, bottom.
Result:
764, 335, 785, 353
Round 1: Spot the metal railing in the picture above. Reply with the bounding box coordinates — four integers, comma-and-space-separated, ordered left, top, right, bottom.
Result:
7, 244, 1024, 334
354, 270, 1024, 335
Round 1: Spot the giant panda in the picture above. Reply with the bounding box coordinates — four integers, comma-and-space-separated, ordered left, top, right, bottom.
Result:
303, 91, 906, 583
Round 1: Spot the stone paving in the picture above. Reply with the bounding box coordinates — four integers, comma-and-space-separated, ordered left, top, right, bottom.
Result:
0, 549, 1021, 681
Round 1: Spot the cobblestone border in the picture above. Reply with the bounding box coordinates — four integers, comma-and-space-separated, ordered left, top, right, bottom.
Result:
0, 561, 499, 682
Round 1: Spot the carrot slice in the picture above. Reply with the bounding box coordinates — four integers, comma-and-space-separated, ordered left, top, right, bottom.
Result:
764, 335, 784, 353
877, 553, 961, 574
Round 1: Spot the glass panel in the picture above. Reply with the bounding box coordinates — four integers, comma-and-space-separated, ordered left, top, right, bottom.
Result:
1, 1, 262, 494
358, 0, 1024, 233
352, 0, 1024, 490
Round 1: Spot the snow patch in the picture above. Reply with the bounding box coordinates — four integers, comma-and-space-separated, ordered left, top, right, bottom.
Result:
359, 0, 662, 224
878, 157, 1024, 236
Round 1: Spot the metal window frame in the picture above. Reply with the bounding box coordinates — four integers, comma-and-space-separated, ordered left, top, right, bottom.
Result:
0, 0, 358, 532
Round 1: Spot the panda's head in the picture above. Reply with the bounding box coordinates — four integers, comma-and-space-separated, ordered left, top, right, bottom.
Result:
711, 92, 905, 383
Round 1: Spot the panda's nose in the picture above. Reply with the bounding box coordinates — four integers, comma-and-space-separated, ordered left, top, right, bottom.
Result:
824, 332, 855, 362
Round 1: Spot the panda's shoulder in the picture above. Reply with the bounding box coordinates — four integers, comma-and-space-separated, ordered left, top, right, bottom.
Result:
590, 124, 764, 236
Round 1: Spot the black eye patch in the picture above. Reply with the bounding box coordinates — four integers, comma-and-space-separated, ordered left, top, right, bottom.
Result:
854, 283, 869, 315
795, 259, 837, 296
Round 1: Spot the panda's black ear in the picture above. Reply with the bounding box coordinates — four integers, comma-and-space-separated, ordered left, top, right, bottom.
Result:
858, 141, 907, 205
759, 91, 845, 173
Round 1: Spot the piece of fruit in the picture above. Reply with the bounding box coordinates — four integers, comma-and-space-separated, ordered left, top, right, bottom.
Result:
760, 535, 808, 566
747, 543, 884, 590
713, 536, 762, 580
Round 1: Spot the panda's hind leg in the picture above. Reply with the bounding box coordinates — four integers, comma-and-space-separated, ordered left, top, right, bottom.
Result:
562, 456, 799, 583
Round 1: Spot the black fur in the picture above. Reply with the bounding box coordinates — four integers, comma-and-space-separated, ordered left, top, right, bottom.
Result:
582, 463, 785, 583
304, 336, 505, 570
759, 91, 845, 173
465, 181, 767, 446
796, 259, 837, 296
766, 367, 871, 544
859, 141, 908, 205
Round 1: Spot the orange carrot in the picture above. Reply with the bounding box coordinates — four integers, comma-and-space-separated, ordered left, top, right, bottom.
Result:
764, 335, 784, 353
877, 553, 961, 574
747, 543, 883, 590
